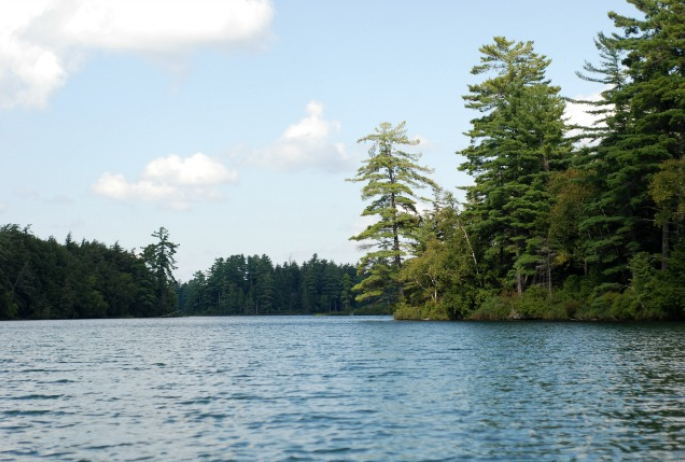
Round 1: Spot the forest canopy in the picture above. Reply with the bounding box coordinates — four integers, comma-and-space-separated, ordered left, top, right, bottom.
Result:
0, 225, 178, 319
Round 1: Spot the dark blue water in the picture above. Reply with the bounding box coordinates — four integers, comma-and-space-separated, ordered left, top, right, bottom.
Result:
1, 317, 685, 461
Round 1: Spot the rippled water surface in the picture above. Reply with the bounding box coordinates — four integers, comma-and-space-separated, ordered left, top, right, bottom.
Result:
2, 317, 685, 461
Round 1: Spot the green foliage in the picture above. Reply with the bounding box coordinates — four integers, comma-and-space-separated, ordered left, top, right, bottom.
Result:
348, 121, 437, 306
650, 158, 685, 226
399, 191, 481, 319
394, 302, 451, 321
179, 253, 369, 315
547, 169, 596, 274
573, 1, 685, 280
142, 227, 179, 315
458, 37, 571, 295
409, 4, 685, 322
467, 293, 515, 321
0, 224, 161, 320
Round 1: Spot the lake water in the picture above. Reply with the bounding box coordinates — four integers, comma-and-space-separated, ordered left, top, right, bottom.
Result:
1, 317, 685, 461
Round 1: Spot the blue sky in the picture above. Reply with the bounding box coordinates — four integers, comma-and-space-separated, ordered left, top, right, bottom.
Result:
0, 0, 636, 281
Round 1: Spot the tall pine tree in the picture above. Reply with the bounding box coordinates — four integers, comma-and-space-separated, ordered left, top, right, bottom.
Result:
348, 122, 437, 307
458, 37, 571, 295
574, 0, 685, 282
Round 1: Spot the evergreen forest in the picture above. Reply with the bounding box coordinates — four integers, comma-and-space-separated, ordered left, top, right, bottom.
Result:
2, 0, 684, 321
0, 225, 373, 320
178, 254, 376, 316
0, 225, 179, 319
354, 0, 685, 321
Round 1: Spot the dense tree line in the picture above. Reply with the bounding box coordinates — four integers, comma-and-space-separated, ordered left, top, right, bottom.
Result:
0, 224, 376, 319
179, 254, 380, 316
0, 225, 178, 320
350, 0, 685, 321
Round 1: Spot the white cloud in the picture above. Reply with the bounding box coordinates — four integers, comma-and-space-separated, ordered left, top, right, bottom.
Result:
0, 201, 6, 213
408, 134, 436, 153
0, 0, 274, 109
248, 101, 354, 173
348, 214, 377, 252
143, 153, 238, 186
92, 152, 238, 210
565, 91, 609, 144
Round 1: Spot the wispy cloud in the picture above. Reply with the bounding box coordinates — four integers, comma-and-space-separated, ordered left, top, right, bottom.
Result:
12, 187, 73, 206
406, 134, 436, 153
92, 152, 238, 211
0, 0, 274, 109
247, 101, 354, 173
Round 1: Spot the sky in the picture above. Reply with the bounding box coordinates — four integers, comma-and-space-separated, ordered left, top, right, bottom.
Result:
0, 0, 638, 281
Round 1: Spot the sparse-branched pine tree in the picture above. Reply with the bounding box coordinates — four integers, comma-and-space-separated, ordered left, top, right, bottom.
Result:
142, 227, 179, 315
348, 121, 437, 307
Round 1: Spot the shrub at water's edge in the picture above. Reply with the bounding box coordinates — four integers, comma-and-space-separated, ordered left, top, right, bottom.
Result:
394, 252, 685, 321
394, 303, 451, 321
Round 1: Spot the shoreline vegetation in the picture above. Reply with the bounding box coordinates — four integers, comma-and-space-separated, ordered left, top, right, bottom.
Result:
345, 1, 685, 323
0, 224, 395, 320
1, 222, 683, 322
3, 1, 685, 323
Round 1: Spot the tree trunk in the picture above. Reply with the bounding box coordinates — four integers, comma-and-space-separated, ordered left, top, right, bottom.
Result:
547, 250, 552, 297
662, 220, 670, 271
457, 218, 481, 284
389, 181, 403, 300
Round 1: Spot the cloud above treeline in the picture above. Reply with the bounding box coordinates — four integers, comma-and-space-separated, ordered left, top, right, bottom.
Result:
0, 0, 274, 109
92, 153, 239, 211
564, 91, 608, 143
92, 100, 355, 211
247, 101, 354, 173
